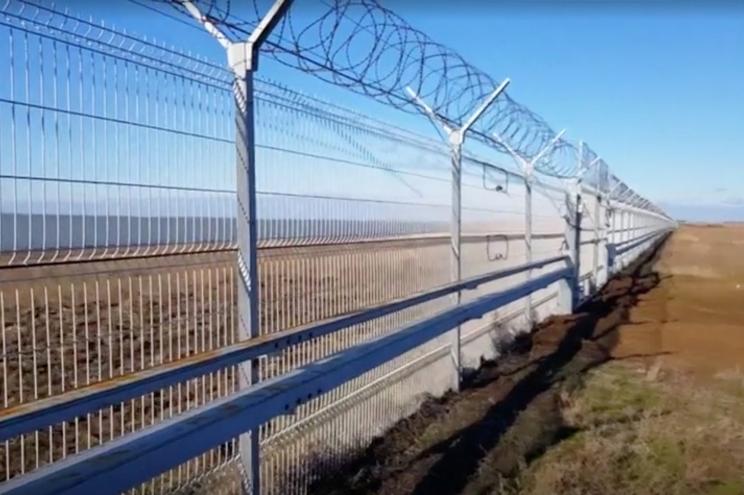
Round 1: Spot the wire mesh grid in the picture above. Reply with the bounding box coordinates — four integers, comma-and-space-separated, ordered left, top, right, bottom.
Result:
0, 0, 236, 266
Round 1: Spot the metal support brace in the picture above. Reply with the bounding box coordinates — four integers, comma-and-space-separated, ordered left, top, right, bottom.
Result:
597, 193, 609, 286
606, 179, 626, 274
406, 78, 510, 392
566, 174, 582, 307
492, 129, 566, 323
583, 155, 603, 291
569, 142, 584, 304
180, 1, 293, 493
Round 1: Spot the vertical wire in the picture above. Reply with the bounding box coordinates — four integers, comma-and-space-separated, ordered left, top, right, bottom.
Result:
15, 290, 24, 473
9, 27, 18, 266
1, 292, 8, 480
89, 43, 98, 261
37, 34, 47, 264
117, 278, 124, 441
30, 288, 38, 469
113, 53, 121, 258
63, 40, 72, 262
102, 41, 111, 259
76, 41, 85, 261
122, 58, 131, 257
71, 285, 79, 454
22, 30, 32, 266
51, 38, 61, 263
95, 280, 103, 445
134, 62, 141, 253
43, 287, 52, 464
106, 279, 114, 440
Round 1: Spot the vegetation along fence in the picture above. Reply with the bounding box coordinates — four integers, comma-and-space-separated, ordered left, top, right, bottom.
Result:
0, 0, 675, 494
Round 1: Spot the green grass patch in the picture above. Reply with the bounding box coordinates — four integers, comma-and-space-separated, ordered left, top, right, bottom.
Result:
498, 363, 744, 495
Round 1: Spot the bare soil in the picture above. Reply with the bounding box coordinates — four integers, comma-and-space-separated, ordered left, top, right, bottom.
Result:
609, 224, 744, 380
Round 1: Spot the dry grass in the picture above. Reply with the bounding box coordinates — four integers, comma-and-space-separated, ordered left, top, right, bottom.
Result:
499, 363, 744, 495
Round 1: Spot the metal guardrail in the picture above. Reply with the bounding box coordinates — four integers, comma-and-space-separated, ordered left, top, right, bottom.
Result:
614, 228, 671, 255
0, 255, 568, 442
608, 228, 673, 272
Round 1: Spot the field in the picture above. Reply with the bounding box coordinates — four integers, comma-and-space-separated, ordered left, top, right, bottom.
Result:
312, 224, 744, 495
610, 223, 744, 379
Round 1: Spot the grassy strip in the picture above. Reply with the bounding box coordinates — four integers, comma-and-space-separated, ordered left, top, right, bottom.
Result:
497, 363, 744, 495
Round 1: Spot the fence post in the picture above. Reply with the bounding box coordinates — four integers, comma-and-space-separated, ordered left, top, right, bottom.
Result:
592, 197, 601, 290
406, 79, 510, 392
449, 129, 464, 390
563, 139, 583, 309
181, 2, 293, 493
591, 160, 608, 289
233, 52, 263, 495
491, 130, 566, 326
524, 175, 533, 322
597, 192, 608, 287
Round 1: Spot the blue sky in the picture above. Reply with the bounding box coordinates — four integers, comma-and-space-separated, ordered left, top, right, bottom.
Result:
397, 2, 744, 221
82, 1, 744, 221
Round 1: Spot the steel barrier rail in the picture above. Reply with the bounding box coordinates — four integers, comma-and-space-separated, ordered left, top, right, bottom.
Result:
614, 228, 672, 256
257, 231, 567, 250
608, 228, 672, 273
0, 255, 568, 443
0, 265, 572, 495
612, 201, 673, 219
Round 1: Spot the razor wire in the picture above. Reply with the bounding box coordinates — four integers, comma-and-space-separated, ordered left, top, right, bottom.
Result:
146, 0, 668, 214
144, 0, 572, 176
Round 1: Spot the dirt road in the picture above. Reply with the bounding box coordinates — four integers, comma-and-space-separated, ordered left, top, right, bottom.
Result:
312, 224, 744, 495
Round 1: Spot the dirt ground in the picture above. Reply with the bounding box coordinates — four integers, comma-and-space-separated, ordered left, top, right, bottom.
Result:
311, 224, 744, 495
609, 223, 744, 380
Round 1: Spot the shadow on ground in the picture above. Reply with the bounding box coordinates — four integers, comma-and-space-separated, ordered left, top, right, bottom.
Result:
310, 236, 672, 495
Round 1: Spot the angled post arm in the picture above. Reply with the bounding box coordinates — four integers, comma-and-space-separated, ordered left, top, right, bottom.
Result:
180, 2, 293, 494
406, 79, 510, 392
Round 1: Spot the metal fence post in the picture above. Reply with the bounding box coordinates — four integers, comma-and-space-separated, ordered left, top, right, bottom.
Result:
181, 2, 293, 493
524, 174, 533, 322
570, 178, 582, 306
592, 194, 601, 291
597, 193, 608, 287
625, 209, 630, 243
449, 129, 464, 390
406, 79, 510, 392
491, 130, 566, 325
233, 55, 262, 495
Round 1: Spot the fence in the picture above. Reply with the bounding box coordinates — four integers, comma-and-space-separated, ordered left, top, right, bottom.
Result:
0, 1, 676, 494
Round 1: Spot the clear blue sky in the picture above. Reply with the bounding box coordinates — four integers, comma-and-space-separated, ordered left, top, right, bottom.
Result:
396, 2, 744, 221
87, 1, 744, 221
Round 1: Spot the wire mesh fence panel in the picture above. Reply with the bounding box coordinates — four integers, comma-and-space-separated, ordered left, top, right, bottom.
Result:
0, 1, 241, 489
0, 0, 236, 267
250, 80, 466, 493
0, 253, 240, 486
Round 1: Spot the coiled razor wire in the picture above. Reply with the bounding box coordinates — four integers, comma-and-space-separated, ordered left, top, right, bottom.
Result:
145, 0, 666, 213
153, 0, 570, 174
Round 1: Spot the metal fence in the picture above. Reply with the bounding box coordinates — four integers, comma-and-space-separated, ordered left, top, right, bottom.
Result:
0, 1, 676, 494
